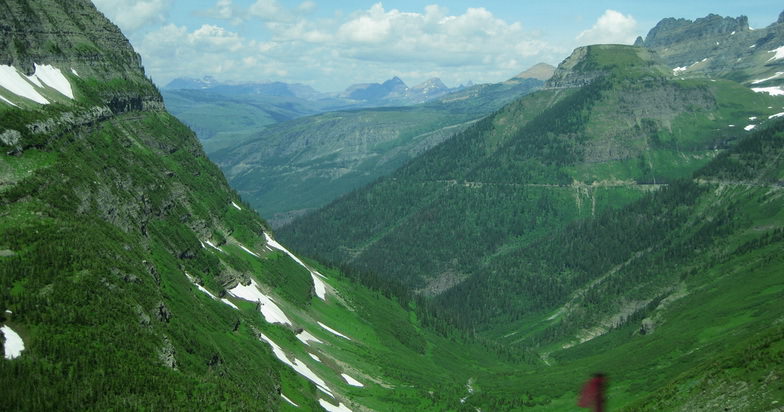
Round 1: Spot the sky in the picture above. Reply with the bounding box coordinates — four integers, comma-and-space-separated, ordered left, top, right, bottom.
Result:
91, 1, 783, 91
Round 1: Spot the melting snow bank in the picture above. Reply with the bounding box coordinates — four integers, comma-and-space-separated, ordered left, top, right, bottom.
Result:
231, 201, 242, 210
751, 86, 784, 96
0, 65, 49, 104
309, 353, 321, 362
768, 45, 784, 62
0, 64, 74, 104
296, 330, 323, 345
751, 71, 784, 84
281, 394, 299, 407
239, 244, 259, 257
185, 272, 238, 310
317, 322, 351, 340
770, 112, 784, 119
1, 325, 24, 359
229, 279, 292, 325
264, 233, 329, 301
745, 124, 757, 131
204, 240, 224, 253
318, 399, 353, 412
311, 273, 327, 300
0, 94, 18, 107
341, 373, 364, 387
258, 332, 334, 397
32, 64, 74, 99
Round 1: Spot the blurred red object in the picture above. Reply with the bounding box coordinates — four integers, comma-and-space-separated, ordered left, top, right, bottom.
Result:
578, 373, 606, 412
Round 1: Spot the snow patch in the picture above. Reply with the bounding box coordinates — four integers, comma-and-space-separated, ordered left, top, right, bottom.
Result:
770, 112, 784, 119
728, 124, 735, 127
281, 394, 299, 407
229, 279, 292, 325
768, 45, 784, 62
751, 72, 784, 84
265, 233, 309, 269
308, 353, 321, 362
341, 373, 364, 387
296, 330, 323, 345
317, 321, 351, 340
205, 240, 224, 253
199, 240, 206, 249
0, 65, 49, 104
752, 86, 784, 96
31, 64, 74, 99
318, 399, 353, 412
258, 332, 334, 397
1, 325, 24, 359
265, 233, 328, 301
71, 68, 79, 77
185, 272, 238, 310
311, 273, 327, 300
749, 116, 757, 121
672, 66, 687, 75
744, 124, 757, 131
231, 201, 242, 210
0, 94, 18, 107
239, 244, 259, 258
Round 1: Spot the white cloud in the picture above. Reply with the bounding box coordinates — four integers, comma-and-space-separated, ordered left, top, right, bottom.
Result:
92, 0, 171, 32
249, 0, 292, 22
333, 3, 561, 68
298, 1, 317, 13
131, 2, 566, 90
576, 10, 638, 46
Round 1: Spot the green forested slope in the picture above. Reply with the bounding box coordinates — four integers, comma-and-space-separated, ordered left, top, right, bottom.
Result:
210, 78, 543, 227
280, 45, 780, 290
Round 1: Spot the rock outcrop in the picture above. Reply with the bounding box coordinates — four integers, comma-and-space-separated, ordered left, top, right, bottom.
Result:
640, 14, 749, 48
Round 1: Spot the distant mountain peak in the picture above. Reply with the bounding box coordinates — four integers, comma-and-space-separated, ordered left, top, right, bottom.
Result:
382, 76, 408, 90
164, 75, 221, 90
412, 78, 447, 91
509, 63, 556, 82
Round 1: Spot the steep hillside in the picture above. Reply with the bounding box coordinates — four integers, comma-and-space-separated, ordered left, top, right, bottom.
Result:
212, 76, 544, 227
280, 45, 782, 290
453, 117, 784, 411
0, 2, 508, 410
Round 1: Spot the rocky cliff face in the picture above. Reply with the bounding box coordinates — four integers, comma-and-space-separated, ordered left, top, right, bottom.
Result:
641, 14, 749, 48
639, 11, 784, 86
545, 47, 605, 88
0, 0, 160, 110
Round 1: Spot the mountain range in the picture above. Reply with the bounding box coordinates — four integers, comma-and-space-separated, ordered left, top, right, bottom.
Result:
211, 72, 547, 226
1, 1, 783, 411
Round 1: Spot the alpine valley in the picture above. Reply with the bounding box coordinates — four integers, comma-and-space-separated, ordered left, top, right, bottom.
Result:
0, 2, 783, 412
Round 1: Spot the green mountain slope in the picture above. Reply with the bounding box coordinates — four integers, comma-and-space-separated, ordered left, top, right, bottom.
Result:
452, 117, 784, 411
161, 89, 323, 153
211, 77, 544, 227
279, 45, 781, 290
0, 2, 512, 410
